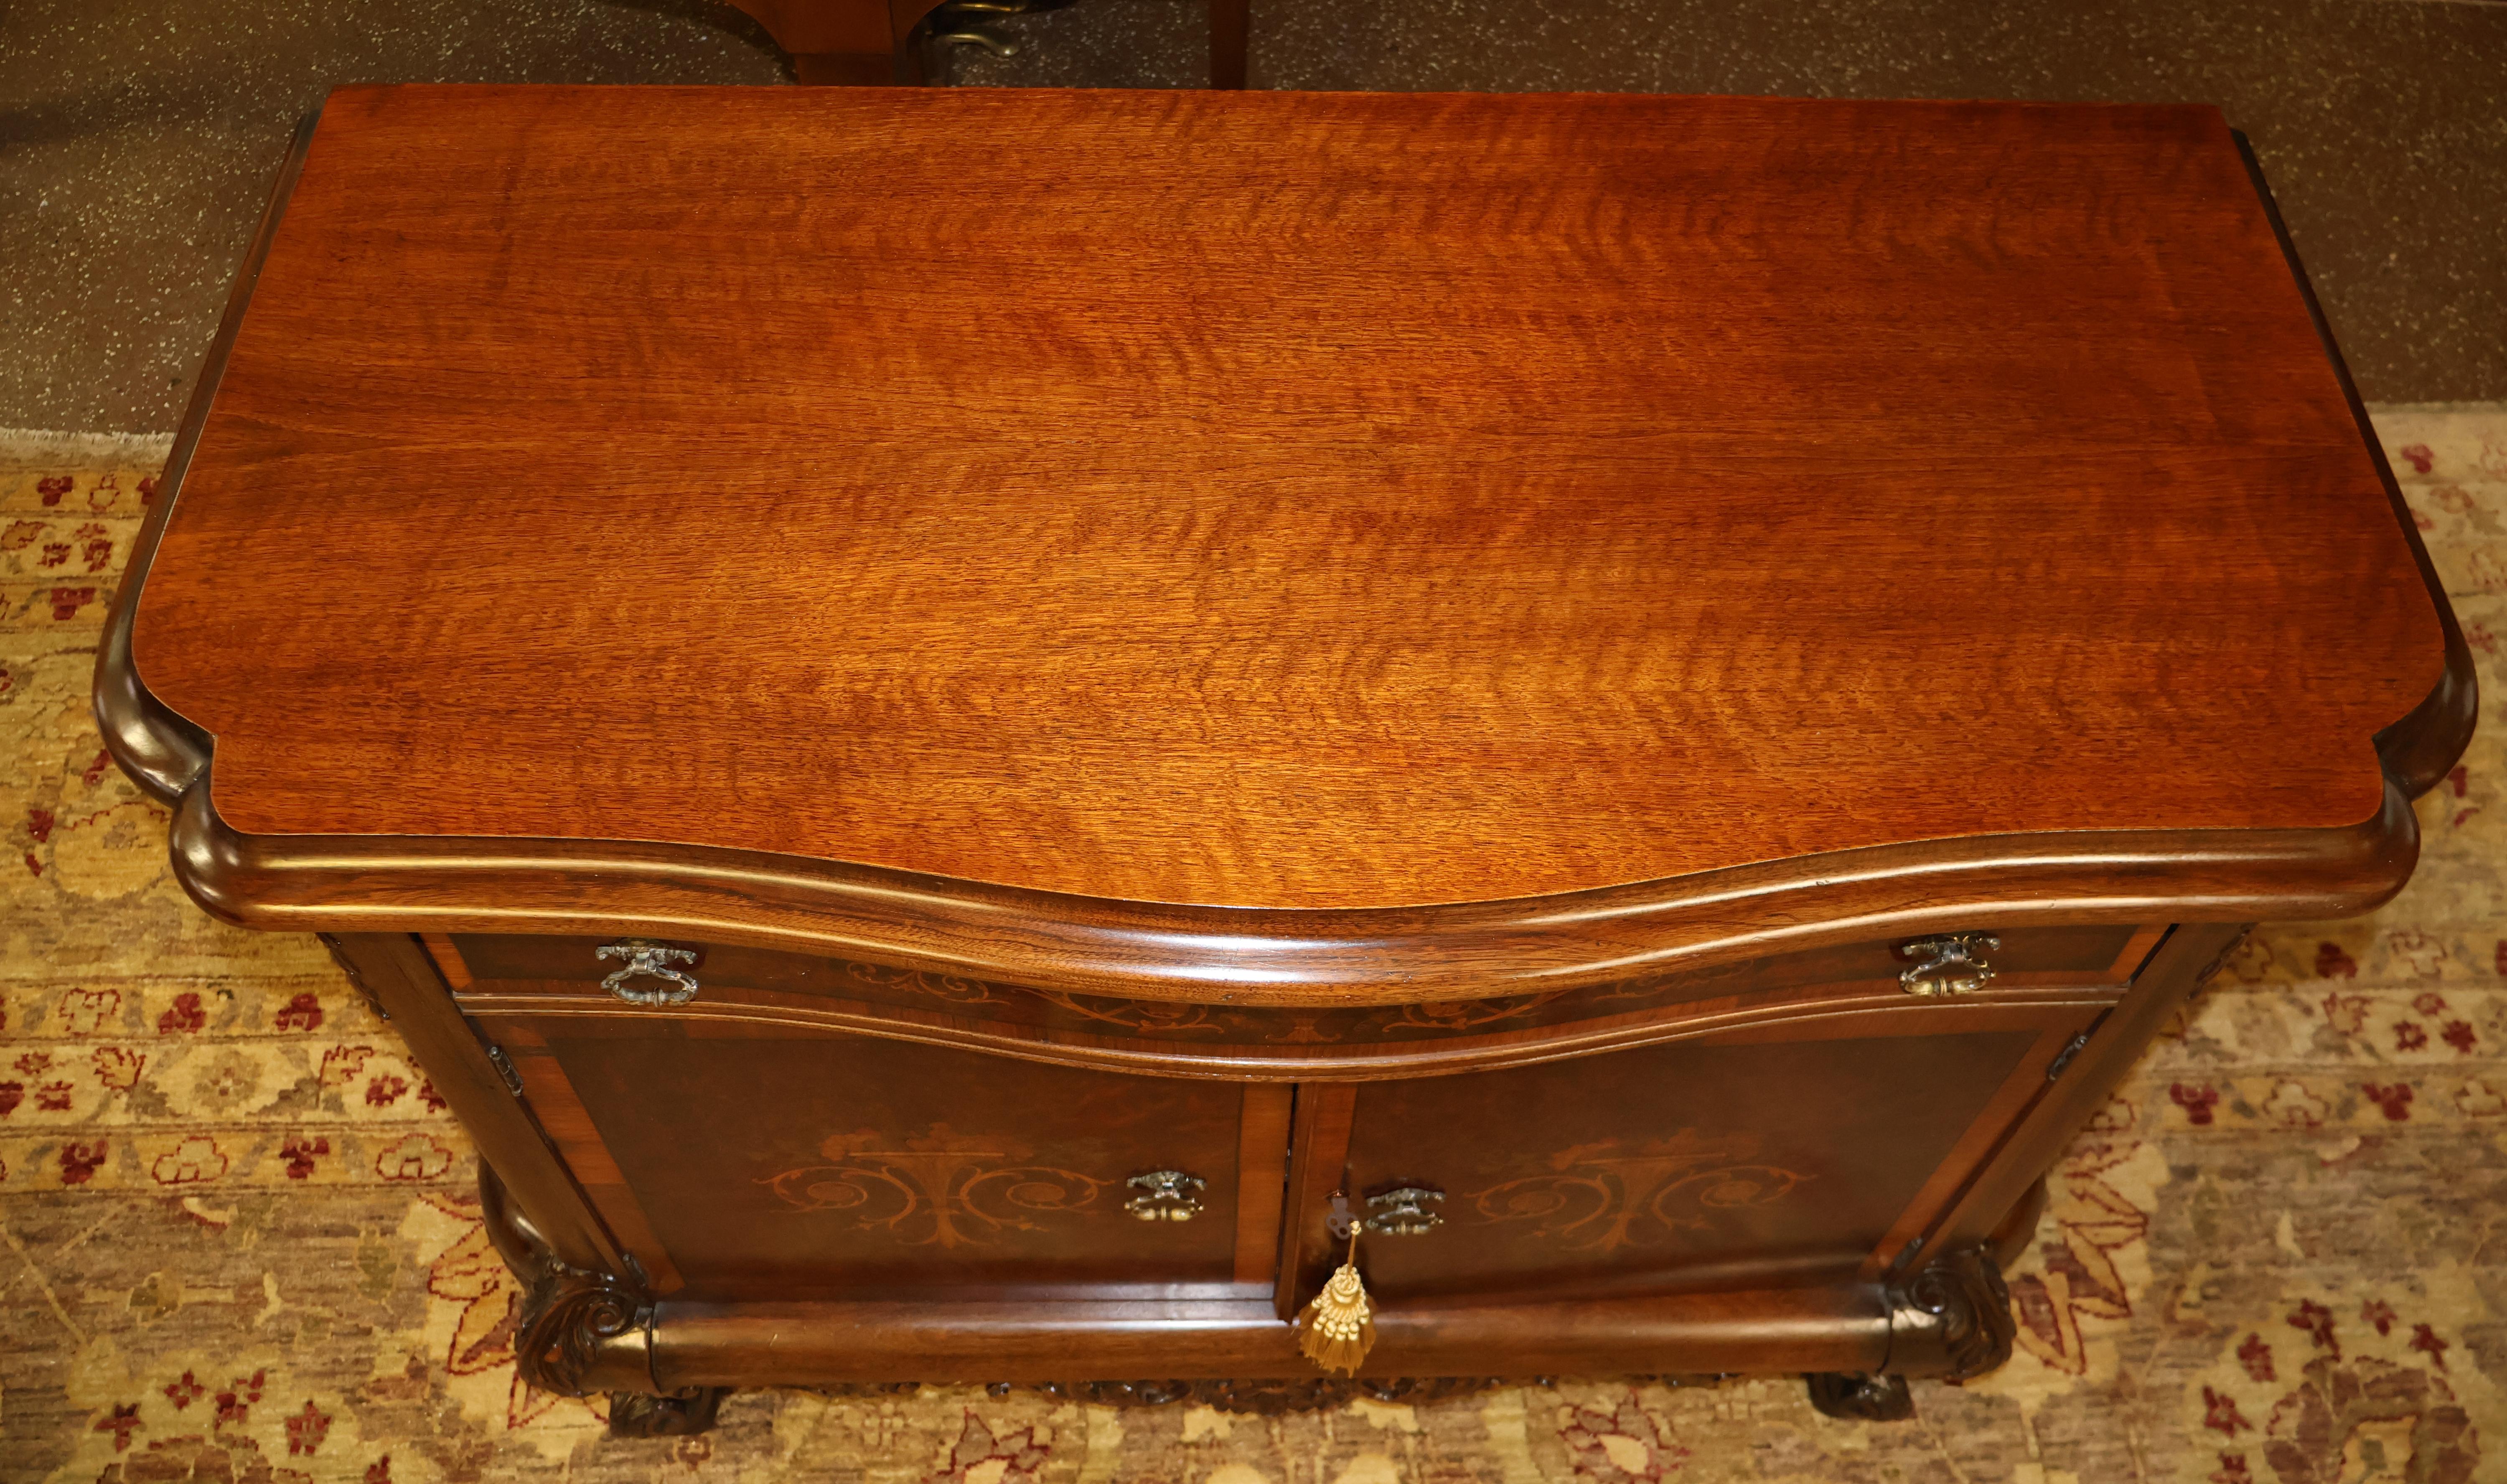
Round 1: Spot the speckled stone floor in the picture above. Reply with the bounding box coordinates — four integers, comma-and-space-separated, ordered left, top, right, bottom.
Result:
2, 0, 2502, 431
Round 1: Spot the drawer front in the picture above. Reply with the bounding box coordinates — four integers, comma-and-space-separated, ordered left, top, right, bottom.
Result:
493, 1019, 1267, 1302
1325, 1006, 2094, 1301
439, 923, 2157, 1067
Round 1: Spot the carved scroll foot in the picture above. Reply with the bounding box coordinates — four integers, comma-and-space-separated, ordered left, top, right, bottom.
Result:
515, 1263, 646, 1398
486, 1164, 659, 1403
1900, 1245, 2018, 1381
1805, 1371, 1914, 1421
1807, 1245, 2016, 1421
609, 1387, 729, 1437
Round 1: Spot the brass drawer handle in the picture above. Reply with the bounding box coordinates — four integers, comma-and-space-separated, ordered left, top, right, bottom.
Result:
932, 28, 1018, 56
1125, 1170, 1206, 1222
1900, 934, 2000, 996
1364, 1186, 1445, 1235
597, 939, 700, 1006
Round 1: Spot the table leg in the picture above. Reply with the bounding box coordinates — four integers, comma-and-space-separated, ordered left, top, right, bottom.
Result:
1211, 0, 1249, 88
727, 0, 942, 85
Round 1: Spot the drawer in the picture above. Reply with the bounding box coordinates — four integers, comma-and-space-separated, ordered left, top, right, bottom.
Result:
431, 924, 2160, 1071
1287, 984, 2120, 1307
489, 1016, 1286, 1302
1342, 1019, 2055, 1299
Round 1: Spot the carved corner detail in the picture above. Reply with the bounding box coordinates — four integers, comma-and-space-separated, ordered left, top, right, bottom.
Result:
510, 1250, 730, 1437
1807, 1244, 2016, 1421
481, 1165, 724, 1434
515, 1262, 645, 1398
1901, 1246, 2016, 1381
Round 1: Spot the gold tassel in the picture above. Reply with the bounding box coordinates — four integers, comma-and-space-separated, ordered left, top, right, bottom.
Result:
1298, 1227, 1376, 1376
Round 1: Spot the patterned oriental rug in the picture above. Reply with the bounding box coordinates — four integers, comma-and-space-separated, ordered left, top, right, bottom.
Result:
2, 409, 2500, 1484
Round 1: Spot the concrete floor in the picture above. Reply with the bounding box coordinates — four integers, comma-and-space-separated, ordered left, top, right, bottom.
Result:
4, 0, 2501, 432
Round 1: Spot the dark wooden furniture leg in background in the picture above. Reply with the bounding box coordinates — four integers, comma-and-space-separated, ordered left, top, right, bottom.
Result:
1212, 0, 1249, 87
730, 0, 1249, 86
727, 0, 939, 85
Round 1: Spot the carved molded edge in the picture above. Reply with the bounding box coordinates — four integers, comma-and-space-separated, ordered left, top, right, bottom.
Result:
93, 112, 321, 809
97, 115, 2469, 1009
2235, 130, 2479, 805
145, 776, 2421, 1006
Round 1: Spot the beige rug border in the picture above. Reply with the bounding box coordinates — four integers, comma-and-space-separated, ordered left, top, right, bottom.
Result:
0, 428, 175, 466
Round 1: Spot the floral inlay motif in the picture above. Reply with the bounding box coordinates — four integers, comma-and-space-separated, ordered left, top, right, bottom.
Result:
1470, 1130, 1810, 1254
760, 1123, 1108, 1248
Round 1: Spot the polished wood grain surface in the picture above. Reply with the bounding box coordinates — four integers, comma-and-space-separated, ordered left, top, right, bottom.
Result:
132, 86, 2451, 914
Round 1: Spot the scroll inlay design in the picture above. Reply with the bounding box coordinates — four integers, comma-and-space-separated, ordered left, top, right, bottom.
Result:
1470, 1132, 1812, 1253
760, 1123, 1109, 1248
1026, 989, 1228, 1036
845, 964, 1007, 1007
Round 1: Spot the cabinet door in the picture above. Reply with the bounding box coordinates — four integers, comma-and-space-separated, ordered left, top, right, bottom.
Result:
1330, 1013, 2083, 1302
493, 1019, 1271, 1301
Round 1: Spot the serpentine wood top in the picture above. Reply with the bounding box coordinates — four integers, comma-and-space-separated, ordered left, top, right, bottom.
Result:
132, 86, 2450, 913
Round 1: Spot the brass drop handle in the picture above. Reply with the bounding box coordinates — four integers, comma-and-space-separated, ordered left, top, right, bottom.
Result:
1363, 1186, 1445, 1235
1124, 1170, 1206, 1222
932, 28, 1018, 56
1899, 934, 2000, 996
597, 940, 700, 1006
927, 0, 1073, 58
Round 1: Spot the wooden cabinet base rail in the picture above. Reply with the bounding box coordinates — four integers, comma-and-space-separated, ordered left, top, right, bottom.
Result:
488, 1161, 2008, 1425
106, 90, 2473, 1441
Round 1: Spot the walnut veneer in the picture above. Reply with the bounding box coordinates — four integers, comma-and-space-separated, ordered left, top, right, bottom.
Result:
100, 86, 2471, 1430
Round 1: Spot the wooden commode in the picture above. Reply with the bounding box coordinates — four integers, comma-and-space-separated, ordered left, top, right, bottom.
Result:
99, 85, 2472, 1431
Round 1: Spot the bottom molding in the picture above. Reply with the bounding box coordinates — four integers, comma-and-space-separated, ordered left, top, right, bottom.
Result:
481, 1166, 2016, 1432
624, 1286, 1894, 1393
